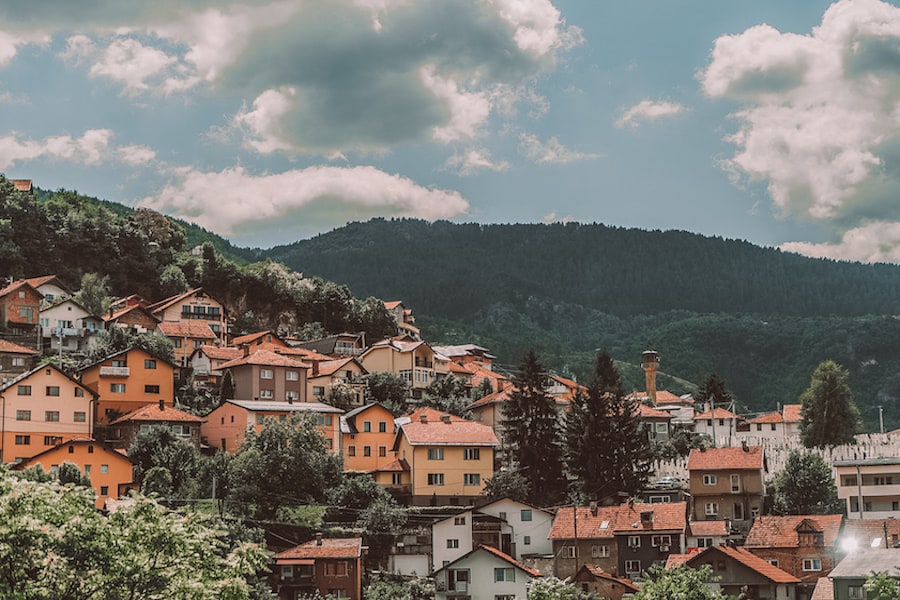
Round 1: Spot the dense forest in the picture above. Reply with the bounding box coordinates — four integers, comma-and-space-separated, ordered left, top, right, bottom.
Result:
6, 180, 900, 430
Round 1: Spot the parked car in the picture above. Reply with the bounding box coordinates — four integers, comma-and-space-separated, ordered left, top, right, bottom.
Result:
653, 476, 683, 489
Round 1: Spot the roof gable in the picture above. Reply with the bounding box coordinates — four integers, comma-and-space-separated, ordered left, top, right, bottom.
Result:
687, 546, 800, 583
433, 545, 541, 578
687, 446, 764, 471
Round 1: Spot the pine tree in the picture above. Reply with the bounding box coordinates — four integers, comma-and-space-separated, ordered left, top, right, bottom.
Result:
565, 350, 652, 500
502, 349, 567, 506
800, 360, 861, 448
692, 373, 733, 411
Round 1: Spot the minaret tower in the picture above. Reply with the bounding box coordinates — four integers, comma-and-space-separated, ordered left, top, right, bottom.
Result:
642, 350, 659, 405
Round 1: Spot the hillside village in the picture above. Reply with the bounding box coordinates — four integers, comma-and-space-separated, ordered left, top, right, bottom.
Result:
2, 262, 899, 600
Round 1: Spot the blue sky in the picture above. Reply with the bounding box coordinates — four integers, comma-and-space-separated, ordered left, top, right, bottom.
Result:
1, 0, 899, 262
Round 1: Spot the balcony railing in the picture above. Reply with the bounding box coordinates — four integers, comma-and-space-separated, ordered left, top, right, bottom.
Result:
99, 366, 130, 377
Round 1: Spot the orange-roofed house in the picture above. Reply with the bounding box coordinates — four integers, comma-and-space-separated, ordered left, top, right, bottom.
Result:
272, 536, 363, 600
392, 408, 498, 506
687, 444, 767, 531
24, 275, 72, 305
0, 279, 42, 348
687, 520, 730, 550
233, 330, 290, 351
219, 349, 308, 404
572, 565, 639, 600
684, 545, 800, 599
107, 399, 205, 450
10, 178, 33, 193
0, 338, 39, 382
431, 344, 496, 370
465, 362, 511, 394
340, 402, 396, 472
308, 357, 367, 407
148, 288, 228, 344
359, 338, 441, 401
78, 347, 177, 424
202, 399, 342, 453
371, 457, 412, 504
744, 514, 844, 594
189, 345, 243, 387
740, 404, 803, 444
157, 320, 218, 367
384, 300, 420, 340
433, 545, 541, 600
637, 403, 674, 442
549, 504, 620, 579
13, 438, 135, 509
693, 406, 743, 442
103, 303, 160, 334
0, 363, 98, 463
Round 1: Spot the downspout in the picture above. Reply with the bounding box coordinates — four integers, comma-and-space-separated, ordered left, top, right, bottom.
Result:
857, 465, 864, 520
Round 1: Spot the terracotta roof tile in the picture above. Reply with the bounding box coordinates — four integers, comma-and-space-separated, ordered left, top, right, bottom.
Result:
693, 407, 739, 420
158, 320, 217, 339
373, 457, 409, 473
467, 389, 512, 409
0, 279, 36, 298
748, 411, 783, 424
612, 502, 687, 533
383, 300, 402, 310
744, 515, 843, 549
550, 502, 687, 539
103, 304, 160, 323
690, 546, 800, 583
196, 345, 243, 361
275, 537, 362, 560
579, 565, 640, 591
638, 404, 672, 419
0, 339, 39, 355
810, 577, 833, 600
480, 545, 542, 577
688, 520, 729, 537
400, 410, 498, 446
687, 446, 764, 471
11, 179, 32, 192
311, 358, 358, 377
782, 404, 802, 423
219, 349, 309, 369
665, 553, 693, 568
111, 402, 205, 424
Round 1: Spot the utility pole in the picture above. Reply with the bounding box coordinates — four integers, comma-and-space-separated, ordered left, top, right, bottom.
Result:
879, 406, 885, 434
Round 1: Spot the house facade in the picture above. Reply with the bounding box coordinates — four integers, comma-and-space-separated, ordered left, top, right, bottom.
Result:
39, 299, 103, 354
0, 363, 97, 462
308, 357, 367, 407
189, 345, 242, 387
687, 444, 766, 531
157, 320, 217, 367
685, 545, 799, 600
834, 457, 900, 519
433, 545, 541, 600
103, 304, 160, 334
0, 338, 39, 383
272, 537, 363, 600
572, 565, 639, 600
0, 279, 42, 348
828, 549, 900, 600
149, 288, 228, 343
340, 403, 397, 473
360, 338, 443, 401
219, 349, 309, 404
107, 399, 205, 450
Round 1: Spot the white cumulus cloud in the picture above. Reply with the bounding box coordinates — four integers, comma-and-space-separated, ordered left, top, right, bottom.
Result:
0, 30, 50, 66
780, 222, 900, 264
138, 165, 470, 243
616, 99, 687, 129
519, 133, 599, 164
119, 144, 157, 165
89, 37, 177, 93
0, 129, 113, 169
445, 148, 510, 175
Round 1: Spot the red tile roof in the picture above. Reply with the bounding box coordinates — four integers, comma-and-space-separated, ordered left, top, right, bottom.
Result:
196, 345, 243, 361
550, 505, 619, 539
111, 402, 205, 424
312, 358, 358, 377
24, 275, 64, 290
782, 404, 802, 423
398, 411, 498, 447
744, 515, 843, 549
275, 537, 362, 560
839, 518, 900, 549
627, 390, 693, 405
613, 502, 687, 533
637, 404, 672, 419
158, 320, 217, 339
219, 349, 309, 369
467, 388, 512, 409
690, 546, 800, 583
384, 300, 403, 310
0, 339, 39, 355
373, 458, 409, 473
748, 411, 783, 424
272, 346, 333, 361
0, 279, 37, 298
693, 407, 739, 420
665, 553, 693, 568
103, 304, 160, 323
232, 330, 273, 346
480, 545, 542, 577
550, 502, 687, 539
688, 520, 729, 537
579, 565, 639, 591
11, 179, 32, 192
810, 577, 834, 600
687, 446, 764, 471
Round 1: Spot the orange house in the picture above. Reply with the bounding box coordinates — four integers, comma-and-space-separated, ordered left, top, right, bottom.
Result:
79, 347, 177, 424
157, 320, 217, 367
0, 363, 98, 463
341, 403, 397, 472
309, 357, 368, 407
202, 399, 343, 453
233, 330, 290, 351
0, 279, 42, 348
103, 304, 160, 333
13, 438, 135, 509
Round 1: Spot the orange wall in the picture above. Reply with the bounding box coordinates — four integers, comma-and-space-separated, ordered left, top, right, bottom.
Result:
17, 441, 134, 509
202, 403, 340, 454
1, 366, 94, 463
80, 348, 175, 424
342, 405, 396, 472
395, 437, 494, 500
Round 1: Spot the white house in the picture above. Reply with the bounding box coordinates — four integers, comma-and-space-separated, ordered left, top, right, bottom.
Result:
835, 457, 900, 519
433, 545, 542, 600
38, 299, 103, 354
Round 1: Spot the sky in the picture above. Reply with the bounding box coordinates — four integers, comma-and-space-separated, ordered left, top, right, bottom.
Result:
3, 1, 900, 263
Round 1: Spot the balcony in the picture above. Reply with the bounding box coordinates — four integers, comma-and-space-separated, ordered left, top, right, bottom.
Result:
414, 358, 434, 368
99, 366, 130, 377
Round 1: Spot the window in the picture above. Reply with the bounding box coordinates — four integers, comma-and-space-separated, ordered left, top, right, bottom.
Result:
15, 410, 30, 421
730, 474, 741, 493
325, 562, 348, 576
110, 383, 126, 393
703, 474, 717, 485
45, 386, 60, 397
705, 503, 719, 516
427, 447, 444, 460
15, 435, 30, 445
875, 476, 894, 485
766, 559, 780, 567
12, 356, 25, 367
524, 536, 532, 546
74, 388, 84, 397
101, 464, 108, 473
363, 446, 372, 457
363, 421, 372, 433
173, 339, 182, 348
651, 535, 672, 547
327, 590, 348, 599
592, 545, 609, 558
84, 465, 91, 474
256, 414, 265, 425
521, 509, 532, 521
624, 560, 641, 575
756, 423, 763, 431
496, 596, 516, 600
111, 359, 127, 367
649, 495, 669, 503
286, 390, 299, 402
733, 503, 744, 520
378, 421, 387, 433
849, 585, 865, 599
44, 436, 62, 446
464, 473, 481, 486
463, 448, 481, 460
285, 370, 299, 381
427, 473, 444, 486
348, 446, 356, 457
16, 385, 30, 396
628, 536, 641, 548
144, 359, 157, 369
314, 414, 333, 426
697, 538, 713, 548
312, 386, 325, 397
378, 446, 387, 457
259, 389, 273, 399
802, 559, 822, 571
454, 516, 466, 525
144, 385, 160, 394
562, 546, 576, 558
100, 486, 109, 496
45, 411, 60, 422
771, 423, 777, 431
280, 565, 293, 580
392, 473, 403, 485
494, 568, 515, 582
260, 369, 273, 379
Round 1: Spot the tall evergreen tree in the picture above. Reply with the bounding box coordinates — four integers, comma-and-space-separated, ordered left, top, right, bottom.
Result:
502, 349, 567, 506
692, 373, 733, 412
800, 360, 861, 448
565, 350, 652, 501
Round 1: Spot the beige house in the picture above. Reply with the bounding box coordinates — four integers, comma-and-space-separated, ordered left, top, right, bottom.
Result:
308, 357, 367, 407
687, 444, 766, 532
148, 288, 228, 343
360, 338, 449, 400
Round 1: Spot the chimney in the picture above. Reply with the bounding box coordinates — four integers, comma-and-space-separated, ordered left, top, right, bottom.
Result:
315, 533, 323, 546
419, 414, 428, 424
742, 440, 749, 452
158, 399, 165, 411
441, 414, 451, 424
642, 351, 659, 405
243, 345, 250, 357
590, 501, 598, 516
640, 510, 654, 525
311, 361, 319, 377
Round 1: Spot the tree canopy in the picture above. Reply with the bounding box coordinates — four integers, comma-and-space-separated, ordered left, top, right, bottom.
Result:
634, 565, 727, 600
800, 360, 862, 448
772, 450, 842, 515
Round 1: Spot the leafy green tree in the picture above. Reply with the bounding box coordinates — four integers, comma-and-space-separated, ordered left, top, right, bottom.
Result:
422, 375, 471, 417
527, 577, 599, 600
366, 371, 410, 414
800, 360, 862, 448
74, 272, 112, 316
472, 377, 494, 401
227, 413, 343, 519
129, 425, 200, 498
364, 573, 434, 600
159, 264, 189, 297
865, 571, 900, 600
57, 461, 92, 488
634, 565, 727, 600
0, 466, 271, 599
482, 468, 529, 503
773, 450, 842, 515
85, 328, 176, 365
502, 349, 567, 506
327, 473, 391, 509
141, 466, 174, 498
565, 350, 652, 500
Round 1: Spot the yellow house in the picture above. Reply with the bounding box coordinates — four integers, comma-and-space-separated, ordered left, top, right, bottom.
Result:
359, 338, 449, 401
308, 357, 368, 407
392, 407, 498, 506
0, 363, 98, 463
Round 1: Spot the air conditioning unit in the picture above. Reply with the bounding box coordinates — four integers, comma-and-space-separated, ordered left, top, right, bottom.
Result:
435, 581, 446, 592
659, 545, 670, 553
